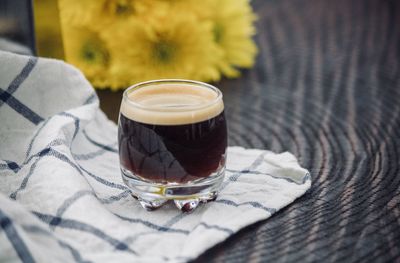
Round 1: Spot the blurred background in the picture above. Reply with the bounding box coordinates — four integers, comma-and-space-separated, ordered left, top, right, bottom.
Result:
0, 0, 36, 55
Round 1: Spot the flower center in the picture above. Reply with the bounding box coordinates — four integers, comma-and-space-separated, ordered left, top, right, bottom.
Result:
153, 41, 176, 64
116, 1, 133, 15
213, 23, 224, 43
105, 0, 134, 16
80, 41, 109, 66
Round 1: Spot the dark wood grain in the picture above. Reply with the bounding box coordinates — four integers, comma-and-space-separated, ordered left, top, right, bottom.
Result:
97, 0, 400, 261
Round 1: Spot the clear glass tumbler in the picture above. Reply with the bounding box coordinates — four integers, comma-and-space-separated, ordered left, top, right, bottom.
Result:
118, 79, 227, 212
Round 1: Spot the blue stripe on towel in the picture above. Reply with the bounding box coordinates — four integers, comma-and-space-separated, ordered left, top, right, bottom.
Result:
115, 214, 189, 234
215, 199, 277, 214
196, 223, 234, 234
0, 57, 43, 124
54, 190, 132, 220
59, 112, 80, 140
225, 168, 309, 185
0, 209, 35, 263
220, 152, 267, 190
0, 57, 37, 108
32, 212, 136, 255
10, 148, 128, 200
22, 224, 91, 263
0, 88, 44, 124
83, 93, 97, 105
82, 130, 118, 153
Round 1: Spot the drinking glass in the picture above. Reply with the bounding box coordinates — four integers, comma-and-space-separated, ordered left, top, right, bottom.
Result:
118, 79, 227, 212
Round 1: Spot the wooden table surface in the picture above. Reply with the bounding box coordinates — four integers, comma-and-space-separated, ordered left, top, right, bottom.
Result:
97, 0, 400, 261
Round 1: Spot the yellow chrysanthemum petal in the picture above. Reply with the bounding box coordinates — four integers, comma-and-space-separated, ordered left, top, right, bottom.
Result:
61, 25, 111, 88
200, 0, 258, 77
59, 0, 167, 29
58, 0, 106, 26
103, 15, 222, 85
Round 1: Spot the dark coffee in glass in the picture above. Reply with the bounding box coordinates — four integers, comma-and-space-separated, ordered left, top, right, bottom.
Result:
118, 79, 227, 212
119, 112, 227, 184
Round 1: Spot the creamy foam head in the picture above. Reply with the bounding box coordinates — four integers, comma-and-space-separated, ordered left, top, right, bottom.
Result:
121, 82, 224, 125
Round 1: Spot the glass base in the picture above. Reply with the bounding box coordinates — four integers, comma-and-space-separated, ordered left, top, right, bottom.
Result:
121, 168, 224, 212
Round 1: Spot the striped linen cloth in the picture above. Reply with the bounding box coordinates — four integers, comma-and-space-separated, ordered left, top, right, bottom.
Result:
0, 51, 311, 263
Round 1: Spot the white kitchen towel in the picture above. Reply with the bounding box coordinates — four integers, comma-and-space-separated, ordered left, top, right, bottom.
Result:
0, 51, 311, 263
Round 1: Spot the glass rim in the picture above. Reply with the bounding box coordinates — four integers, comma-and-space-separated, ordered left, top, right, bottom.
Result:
122, 79, 223, 112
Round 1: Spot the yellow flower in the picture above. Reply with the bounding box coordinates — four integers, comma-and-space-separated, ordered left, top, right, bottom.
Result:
61, 25, 111, 88
158, 0, 210, 18
97, 0, 168, 25
58, 0, 104, 26
201, 0, 258, 78
58, 0, 258, 89
103, 15, 222, 85
59, 0, 167, 28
